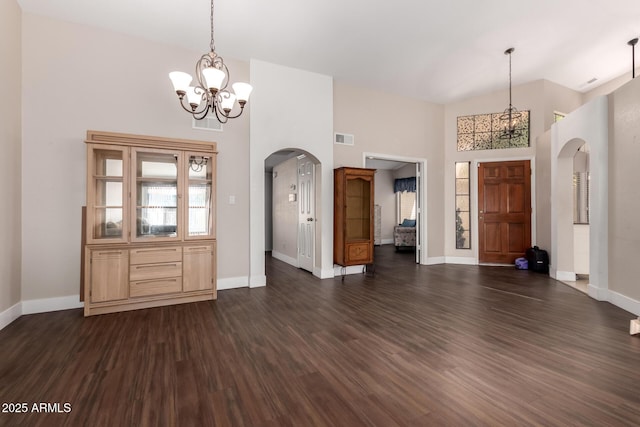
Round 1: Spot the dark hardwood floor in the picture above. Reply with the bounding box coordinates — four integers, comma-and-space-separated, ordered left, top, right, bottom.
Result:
2, 245, 640, 426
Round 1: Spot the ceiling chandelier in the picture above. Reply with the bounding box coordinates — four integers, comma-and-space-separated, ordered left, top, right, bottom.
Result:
169, 0, 252, 123
499, 47, 522, 140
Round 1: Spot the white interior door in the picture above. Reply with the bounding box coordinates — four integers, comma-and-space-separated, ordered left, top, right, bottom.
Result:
298, 158, 315, 272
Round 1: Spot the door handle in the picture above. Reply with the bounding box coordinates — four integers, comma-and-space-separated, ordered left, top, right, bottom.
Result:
307, 218, 313, 222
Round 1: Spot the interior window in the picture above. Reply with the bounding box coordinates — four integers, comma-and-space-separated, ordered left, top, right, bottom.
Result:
397, 191, 416, 223
455, 162, 471, 249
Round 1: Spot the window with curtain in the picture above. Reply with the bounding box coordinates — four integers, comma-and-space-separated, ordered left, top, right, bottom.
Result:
394, 177, 416, 223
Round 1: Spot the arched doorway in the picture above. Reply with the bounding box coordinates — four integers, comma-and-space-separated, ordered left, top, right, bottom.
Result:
265, 149, 321, 273
551, 96, 608, 300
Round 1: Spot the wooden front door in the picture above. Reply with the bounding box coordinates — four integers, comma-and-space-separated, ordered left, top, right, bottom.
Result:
478, 160, 531, 264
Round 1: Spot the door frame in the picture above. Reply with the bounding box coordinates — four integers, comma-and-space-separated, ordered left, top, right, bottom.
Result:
362, 152, 428, 265
471, 155, 536, 264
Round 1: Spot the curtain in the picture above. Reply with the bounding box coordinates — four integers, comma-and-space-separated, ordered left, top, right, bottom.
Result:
394, 177, 416, 193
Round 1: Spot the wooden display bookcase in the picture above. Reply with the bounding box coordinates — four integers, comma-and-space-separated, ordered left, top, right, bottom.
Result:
83, 130, 217, 316
334, 167, 376, 266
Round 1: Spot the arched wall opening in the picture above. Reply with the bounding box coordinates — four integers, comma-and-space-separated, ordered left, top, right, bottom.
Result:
555, 138, 587, 282
551, 96, 608, 300
265, 149, 322, 273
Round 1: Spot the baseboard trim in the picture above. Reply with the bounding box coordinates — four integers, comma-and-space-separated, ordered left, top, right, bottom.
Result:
445, 257, 477, 265
21, 295, 83, 315
608, 289, 640, 317
426, 256, 445, 265
217, 276, 249, 291
314, 267, 335, 279
272, 250, 299, 268
587, 284, 608, 301
556, 270, 577, 282
0, 302, 22, 331
381, 239, 394, 245
333, 264, 367, 276
249, 275, 267, 288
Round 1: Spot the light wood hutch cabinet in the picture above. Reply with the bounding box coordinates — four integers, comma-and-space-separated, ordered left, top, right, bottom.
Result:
83, 130, 217, 316
334, 167, 376, 266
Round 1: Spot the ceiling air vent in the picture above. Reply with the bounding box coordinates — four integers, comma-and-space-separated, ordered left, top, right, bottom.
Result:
334, 132, 354, 146
192, 116, 223, 132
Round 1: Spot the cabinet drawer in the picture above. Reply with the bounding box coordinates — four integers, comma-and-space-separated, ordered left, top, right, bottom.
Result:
346, 243, 371, 264
130, 262, 182, 281
92, 249, 128, 260
130, 247, 182, 265
130, 277, 182, 298
183, 244, 214, 254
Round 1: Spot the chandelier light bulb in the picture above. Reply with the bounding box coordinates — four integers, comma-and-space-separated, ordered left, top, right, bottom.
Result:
169, 71, 192, 96
186, 87, 204, 110
202, 67, 226, 92
232, 82, 253, 103
220, 92, 236, 113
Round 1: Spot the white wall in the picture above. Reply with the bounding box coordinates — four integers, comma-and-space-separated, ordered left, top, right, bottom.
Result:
0, 0, 22, 327
574, 225, 590, 275
535, 131, 552, 255
249, 60, 334, 281
264, 172, 273, 251
444, 79, 583, 262
551, 97, 608, 297
20, 13, 251, 305
272, 157, 299, 263
543, 80, 584, 128
583, 67, 640, 104
394, 164, 416, 180
333, 82, 445, 260
608, 76, 640, 309
373, 169, 395, 243
444, 81, 543, 262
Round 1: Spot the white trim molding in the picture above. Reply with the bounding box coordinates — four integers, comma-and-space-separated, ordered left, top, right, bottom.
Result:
606, 290, 640, 316
334, 264, 368, 277
555, 271, 577, 282
272, 250, 299, 268
0, 302, 22, 331
314, 267, 335, 279
21, 295, 83, 315
426, 256, 445, 265
445, 256, 477, 265
217, 276, 249, 291
249, 275, 267, 288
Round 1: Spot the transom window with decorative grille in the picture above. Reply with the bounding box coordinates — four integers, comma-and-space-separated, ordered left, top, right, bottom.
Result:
457, 111, 530, 151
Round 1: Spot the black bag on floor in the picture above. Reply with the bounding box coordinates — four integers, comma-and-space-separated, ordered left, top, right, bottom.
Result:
526, 246, 549, 273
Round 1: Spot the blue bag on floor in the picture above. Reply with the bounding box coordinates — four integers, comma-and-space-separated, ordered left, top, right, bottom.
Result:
515, 257, 528, 270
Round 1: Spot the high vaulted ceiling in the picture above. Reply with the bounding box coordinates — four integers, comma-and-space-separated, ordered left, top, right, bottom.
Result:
18, 0, 640, 104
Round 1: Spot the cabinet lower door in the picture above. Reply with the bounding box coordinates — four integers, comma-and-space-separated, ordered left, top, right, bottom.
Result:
183, 244, 214, 292
90, 249, 129, 302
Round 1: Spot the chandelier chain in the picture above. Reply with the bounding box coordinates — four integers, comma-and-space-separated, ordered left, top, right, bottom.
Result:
168, 0, 252, 123
508, 50, 513, 108
209, 0, 215, 52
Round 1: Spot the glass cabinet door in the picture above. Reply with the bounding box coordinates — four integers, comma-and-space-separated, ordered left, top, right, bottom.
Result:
132, 149, 181, 241
185, 153, 214, 239
345, 177, 372, 241
89, 146, 128, 242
